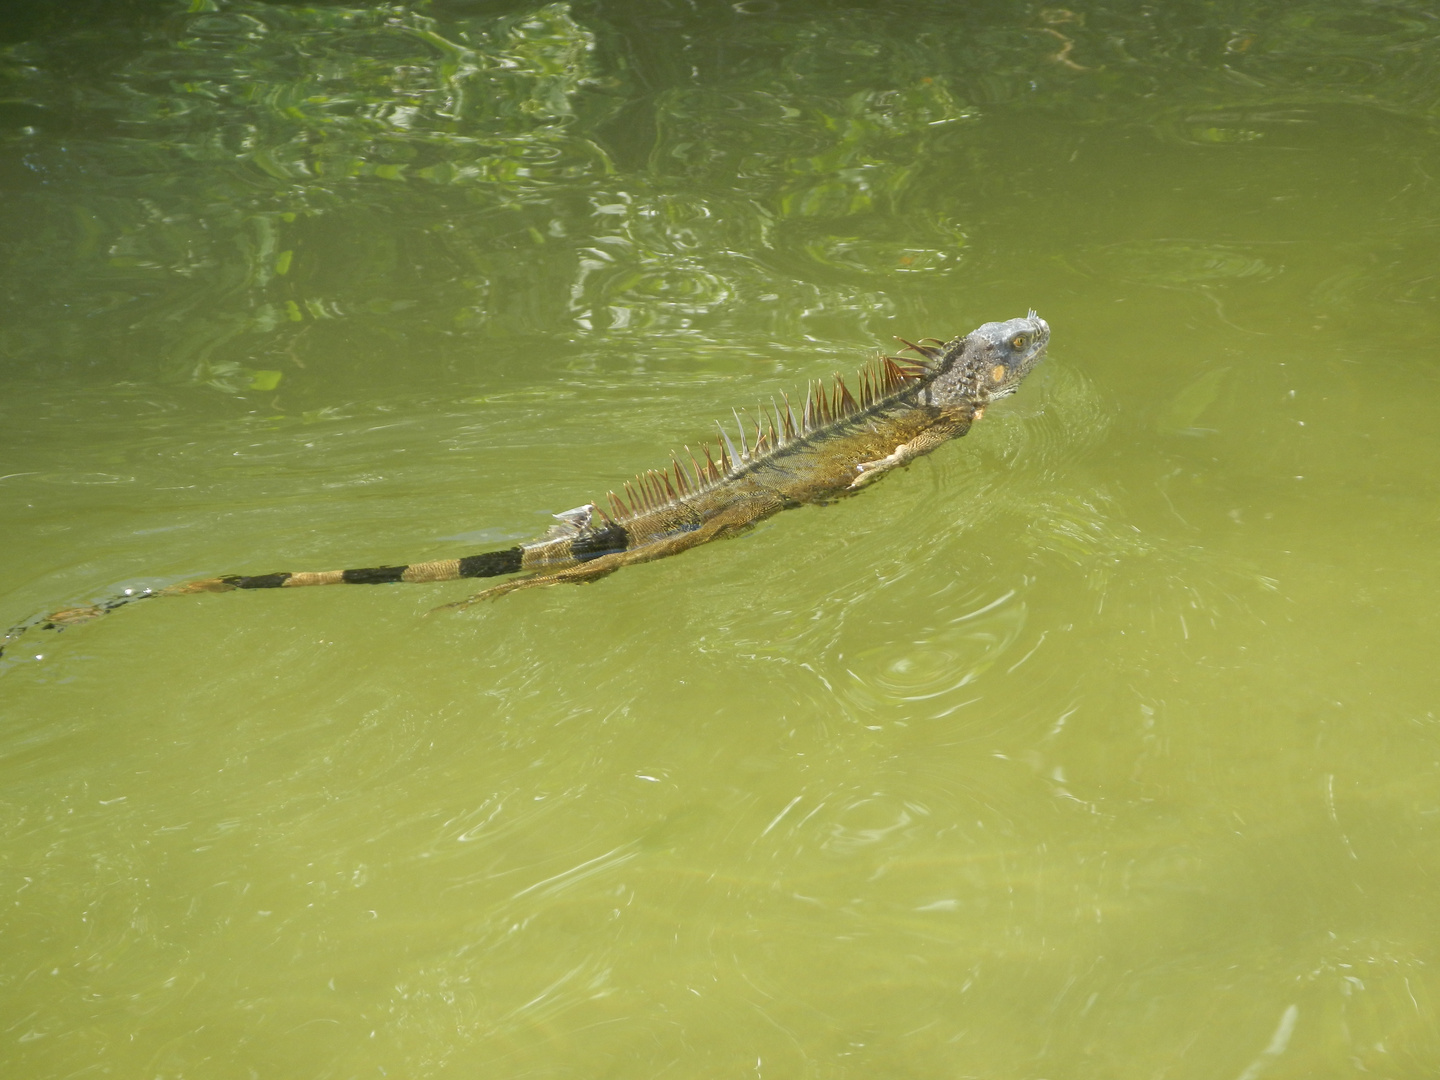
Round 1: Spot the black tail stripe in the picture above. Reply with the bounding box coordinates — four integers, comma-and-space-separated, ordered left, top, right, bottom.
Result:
458, 547, 524, 579
223, 573, 292, 589
342, 565, 409, 585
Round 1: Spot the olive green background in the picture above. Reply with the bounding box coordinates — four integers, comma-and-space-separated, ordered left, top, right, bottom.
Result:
2, 2, 1438, 1076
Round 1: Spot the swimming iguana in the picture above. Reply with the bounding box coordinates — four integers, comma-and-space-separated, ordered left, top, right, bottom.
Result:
2, 313, 1048, 650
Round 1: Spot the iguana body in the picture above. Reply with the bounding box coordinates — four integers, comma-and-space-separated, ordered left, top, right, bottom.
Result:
3, 313, 1047, 647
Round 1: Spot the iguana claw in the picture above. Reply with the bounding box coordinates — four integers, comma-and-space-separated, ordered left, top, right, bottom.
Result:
849, 455, 899, 489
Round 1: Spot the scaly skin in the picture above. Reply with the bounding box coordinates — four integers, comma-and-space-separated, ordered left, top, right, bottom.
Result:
461, 387, 979, 603
455, 311, 1049, 603
1, 313, 1048, 649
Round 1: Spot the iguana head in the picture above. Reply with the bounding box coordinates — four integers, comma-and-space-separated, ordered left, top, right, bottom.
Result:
926, 311, 1049, 406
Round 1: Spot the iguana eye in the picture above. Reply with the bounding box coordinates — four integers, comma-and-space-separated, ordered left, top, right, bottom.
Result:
990, 364, 1007, 382
1010, 334, 1028, 350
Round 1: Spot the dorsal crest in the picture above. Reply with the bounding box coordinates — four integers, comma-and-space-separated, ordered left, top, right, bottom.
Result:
597, 341, 939, 522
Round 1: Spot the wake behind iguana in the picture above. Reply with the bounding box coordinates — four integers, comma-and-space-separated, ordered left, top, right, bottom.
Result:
3, 313, 1048, 651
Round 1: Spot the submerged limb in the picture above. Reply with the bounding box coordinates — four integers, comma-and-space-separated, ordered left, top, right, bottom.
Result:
430, 559, 622, 609
848, 411, 975, 490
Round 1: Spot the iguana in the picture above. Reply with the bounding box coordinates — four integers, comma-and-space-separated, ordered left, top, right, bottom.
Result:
2, 313, 1048, 651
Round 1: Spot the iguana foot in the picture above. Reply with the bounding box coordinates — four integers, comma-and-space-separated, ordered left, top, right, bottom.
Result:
849, 452, 904, 489
848, 410, 979, 490
429, 561, 620, 612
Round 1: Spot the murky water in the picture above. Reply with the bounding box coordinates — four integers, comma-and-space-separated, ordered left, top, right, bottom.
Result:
3, 2, 1439, 1076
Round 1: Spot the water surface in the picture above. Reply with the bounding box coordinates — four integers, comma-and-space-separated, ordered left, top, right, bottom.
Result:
2, 2, 1439, 1076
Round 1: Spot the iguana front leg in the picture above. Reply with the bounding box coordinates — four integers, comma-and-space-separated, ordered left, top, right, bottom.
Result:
848, 409, 977, 490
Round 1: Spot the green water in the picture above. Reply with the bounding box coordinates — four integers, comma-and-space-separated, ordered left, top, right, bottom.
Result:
3, 2, 1439, 1075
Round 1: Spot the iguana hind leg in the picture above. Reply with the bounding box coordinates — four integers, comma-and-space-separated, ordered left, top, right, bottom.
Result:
431, 558, 622, 609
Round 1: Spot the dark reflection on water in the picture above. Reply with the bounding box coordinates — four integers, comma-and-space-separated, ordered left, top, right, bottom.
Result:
3, 0, 1437, 391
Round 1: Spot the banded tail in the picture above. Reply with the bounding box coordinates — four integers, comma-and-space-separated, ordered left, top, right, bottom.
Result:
0, 546, 528, 657
3, 314, 1050, 659
196, 546, 525, 592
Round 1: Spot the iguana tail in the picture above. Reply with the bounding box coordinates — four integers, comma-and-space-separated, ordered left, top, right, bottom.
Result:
0, 547, 526, 657
181, 546, 524, 593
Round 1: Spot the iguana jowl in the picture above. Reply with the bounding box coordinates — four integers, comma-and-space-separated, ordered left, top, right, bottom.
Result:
4, 313, 1048, 645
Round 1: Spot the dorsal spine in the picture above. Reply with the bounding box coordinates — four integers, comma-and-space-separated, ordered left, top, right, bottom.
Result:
601, 348, 938, 522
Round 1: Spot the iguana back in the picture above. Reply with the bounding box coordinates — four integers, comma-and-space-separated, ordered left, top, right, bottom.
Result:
1, 312, 1048, 650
